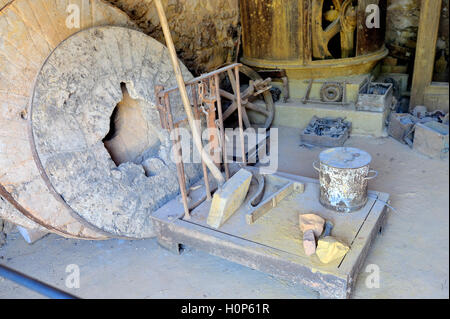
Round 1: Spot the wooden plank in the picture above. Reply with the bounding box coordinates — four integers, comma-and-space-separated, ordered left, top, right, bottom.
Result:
182, 176, 379, 262
245, 181, 304, 224
410, 0, 443, 109
338, 192, 389, 297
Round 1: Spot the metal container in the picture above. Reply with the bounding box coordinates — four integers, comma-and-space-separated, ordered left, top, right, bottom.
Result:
239, 0, 388, 79
313, 147, 377, 213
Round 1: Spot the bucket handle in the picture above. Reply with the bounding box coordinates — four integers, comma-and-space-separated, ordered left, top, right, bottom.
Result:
313, 160, 320, 172
364, 170, 378, 180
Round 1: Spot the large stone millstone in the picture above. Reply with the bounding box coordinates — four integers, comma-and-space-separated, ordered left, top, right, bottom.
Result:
0, 0, 135, 239
30, 26, 200, 238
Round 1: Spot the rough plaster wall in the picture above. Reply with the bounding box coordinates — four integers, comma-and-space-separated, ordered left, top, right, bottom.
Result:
106, 0, 240, 75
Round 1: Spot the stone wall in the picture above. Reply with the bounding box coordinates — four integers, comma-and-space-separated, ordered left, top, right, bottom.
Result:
106, 0, 240, 75
434, 0, 449, 82
385, 0, 420, 62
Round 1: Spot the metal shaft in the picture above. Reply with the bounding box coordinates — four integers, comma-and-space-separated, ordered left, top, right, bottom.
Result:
0, 264, 78, 299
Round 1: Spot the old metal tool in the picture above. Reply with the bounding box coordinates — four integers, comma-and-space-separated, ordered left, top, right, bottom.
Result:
198, 80, 221, 167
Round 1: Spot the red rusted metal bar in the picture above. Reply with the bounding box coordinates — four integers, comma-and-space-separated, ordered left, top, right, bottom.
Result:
155, 85, 169, 129
214, 73, 230, 180
234, 65, 246, 165
204, 79, 221, 167
164, 93, 190, 219
158, 63, 242, 96
191, 84, 211, 200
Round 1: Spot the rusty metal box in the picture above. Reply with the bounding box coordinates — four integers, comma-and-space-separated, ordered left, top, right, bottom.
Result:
413, 122, 449, 159
356, 82, 393, 112
388, 113, 419, 144
300, 116, 351, 147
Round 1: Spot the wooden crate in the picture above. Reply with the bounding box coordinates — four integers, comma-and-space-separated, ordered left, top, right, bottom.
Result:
413, 121, 449, 159
357, 82, 393, 112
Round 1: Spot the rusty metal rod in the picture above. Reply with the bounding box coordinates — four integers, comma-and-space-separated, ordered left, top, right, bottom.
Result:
159, 63, 242, 96
235, 66, 246, 165
191, 85, 212, 200
164, 93, 190, 219
214, 74, 230, 180
174, 122, 188, 196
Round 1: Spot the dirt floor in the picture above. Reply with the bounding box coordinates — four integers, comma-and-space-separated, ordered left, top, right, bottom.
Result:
0, 126, 448, 298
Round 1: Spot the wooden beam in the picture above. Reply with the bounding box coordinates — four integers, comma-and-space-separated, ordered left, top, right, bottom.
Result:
410, 0, 443, 109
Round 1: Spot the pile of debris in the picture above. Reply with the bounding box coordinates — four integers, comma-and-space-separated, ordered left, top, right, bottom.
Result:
300, 116, 352, 147
388, 105, 449, 159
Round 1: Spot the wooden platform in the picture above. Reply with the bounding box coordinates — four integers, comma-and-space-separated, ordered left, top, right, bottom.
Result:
151, 171, 390, 298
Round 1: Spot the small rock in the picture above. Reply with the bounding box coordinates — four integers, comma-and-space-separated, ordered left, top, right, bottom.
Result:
299, 213, 325, 237
316, 236, 350, 264
303, 229, 316, 256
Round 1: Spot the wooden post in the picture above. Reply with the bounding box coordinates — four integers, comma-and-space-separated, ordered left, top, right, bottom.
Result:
410, 0, 442, 109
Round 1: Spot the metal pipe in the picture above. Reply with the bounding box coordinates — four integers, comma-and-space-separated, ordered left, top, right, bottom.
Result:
0, 264, 78, 299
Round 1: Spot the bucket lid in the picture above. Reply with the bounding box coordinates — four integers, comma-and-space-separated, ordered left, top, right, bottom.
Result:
319, 147, 372, 169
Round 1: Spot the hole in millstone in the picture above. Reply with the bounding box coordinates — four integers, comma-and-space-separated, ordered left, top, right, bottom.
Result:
103, 83, 161, 167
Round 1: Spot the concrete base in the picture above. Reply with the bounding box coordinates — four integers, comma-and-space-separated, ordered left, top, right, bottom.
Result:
248, 72, 389, 137
286, 74, 370, 101
270, 99, 389, 137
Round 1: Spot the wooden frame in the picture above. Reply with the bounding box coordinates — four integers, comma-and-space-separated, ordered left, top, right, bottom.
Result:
410, 0, 449, 112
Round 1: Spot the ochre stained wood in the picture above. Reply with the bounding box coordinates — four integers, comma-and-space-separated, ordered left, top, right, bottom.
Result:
410, 0, 443, 109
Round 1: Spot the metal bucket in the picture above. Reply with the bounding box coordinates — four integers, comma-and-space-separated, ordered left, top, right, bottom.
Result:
313, 147, 377, 213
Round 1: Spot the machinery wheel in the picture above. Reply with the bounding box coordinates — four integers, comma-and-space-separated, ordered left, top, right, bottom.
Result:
0, 0, 135, 239
220, 64, 275, 129
29, 26, 199, 239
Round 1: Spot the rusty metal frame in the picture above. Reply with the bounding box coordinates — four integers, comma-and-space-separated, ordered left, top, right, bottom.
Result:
155, 63, 246, 218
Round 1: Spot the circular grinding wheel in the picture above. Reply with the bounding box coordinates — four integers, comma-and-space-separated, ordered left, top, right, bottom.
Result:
30, 26, 200, 239
0, 0, 135, 239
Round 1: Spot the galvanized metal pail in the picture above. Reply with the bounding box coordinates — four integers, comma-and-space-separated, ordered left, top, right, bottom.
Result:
313, 147, 377, 213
